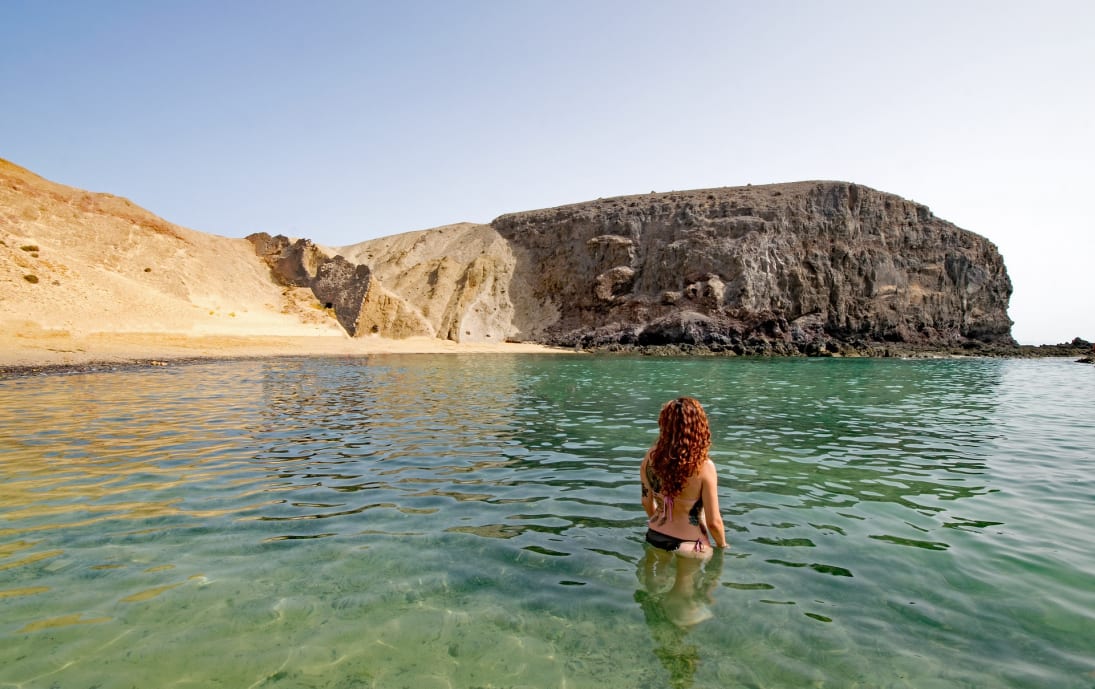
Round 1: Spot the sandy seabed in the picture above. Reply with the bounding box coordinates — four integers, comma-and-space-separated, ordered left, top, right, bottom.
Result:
0, 329, 568, 375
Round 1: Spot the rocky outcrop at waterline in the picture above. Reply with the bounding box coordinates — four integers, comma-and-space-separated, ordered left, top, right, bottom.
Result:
489, 181, 1015, 352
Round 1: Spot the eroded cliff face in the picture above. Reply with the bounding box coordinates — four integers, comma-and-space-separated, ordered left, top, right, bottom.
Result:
491, 181, 1014, 352
247, 224, 525, 342
335, 223, 524, 343
246, 233, 373, 336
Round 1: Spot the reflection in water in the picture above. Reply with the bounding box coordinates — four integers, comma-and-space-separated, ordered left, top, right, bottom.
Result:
0, 363, 271, 544
635, 548, 725, 688
246, 356, 535, 540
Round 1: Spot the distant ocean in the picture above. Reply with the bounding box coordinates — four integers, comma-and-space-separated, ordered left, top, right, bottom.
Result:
1, 355, 1092, 688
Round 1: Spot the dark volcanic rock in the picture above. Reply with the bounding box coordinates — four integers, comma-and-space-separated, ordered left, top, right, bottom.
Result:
246, 232, 327, 287
311, 256, 372, 335
492, 181, 1015, 352
247, 233, 373, 336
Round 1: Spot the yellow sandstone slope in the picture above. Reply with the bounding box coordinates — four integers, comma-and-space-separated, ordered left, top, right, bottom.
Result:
0, 158, 344, 340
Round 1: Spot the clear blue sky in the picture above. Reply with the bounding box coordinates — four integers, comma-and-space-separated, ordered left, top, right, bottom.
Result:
3, 1, 1092, 344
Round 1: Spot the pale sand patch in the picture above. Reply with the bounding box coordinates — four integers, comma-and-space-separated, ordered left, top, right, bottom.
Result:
0, 328, 568, 370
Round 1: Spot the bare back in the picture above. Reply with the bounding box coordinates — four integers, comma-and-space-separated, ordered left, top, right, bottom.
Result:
641, 451, 710, 543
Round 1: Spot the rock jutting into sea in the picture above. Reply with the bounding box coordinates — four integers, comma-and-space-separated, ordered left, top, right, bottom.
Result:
327, 182, 1016, 355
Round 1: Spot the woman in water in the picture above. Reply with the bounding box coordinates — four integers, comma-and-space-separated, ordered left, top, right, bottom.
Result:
640, 397, 728, 556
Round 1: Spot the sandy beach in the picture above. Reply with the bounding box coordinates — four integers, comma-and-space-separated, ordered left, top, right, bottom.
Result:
0, 329, 568, 373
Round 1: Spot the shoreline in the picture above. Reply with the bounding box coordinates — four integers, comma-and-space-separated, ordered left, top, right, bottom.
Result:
0, 331, 572, 377
3, 330, 1091, 378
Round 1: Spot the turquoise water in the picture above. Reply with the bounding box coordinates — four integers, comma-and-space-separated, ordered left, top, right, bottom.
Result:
0, 355, 1092, 689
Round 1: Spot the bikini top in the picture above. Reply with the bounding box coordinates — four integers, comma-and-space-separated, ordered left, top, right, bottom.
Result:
646, 462, 705, 528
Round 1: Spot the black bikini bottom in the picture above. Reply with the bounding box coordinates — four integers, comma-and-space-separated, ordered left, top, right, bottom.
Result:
645, 528, 701, 552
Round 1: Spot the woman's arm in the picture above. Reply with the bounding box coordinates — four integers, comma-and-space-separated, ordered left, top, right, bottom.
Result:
700, 460, 728, 548
640, 453, 656, 518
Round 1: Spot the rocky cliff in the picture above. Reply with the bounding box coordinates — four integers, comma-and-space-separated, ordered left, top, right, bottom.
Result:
490, 181, 1014, 353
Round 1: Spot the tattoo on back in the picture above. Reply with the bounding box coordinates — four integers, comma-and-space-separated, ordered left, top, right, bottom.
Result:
688, 497, 704, 526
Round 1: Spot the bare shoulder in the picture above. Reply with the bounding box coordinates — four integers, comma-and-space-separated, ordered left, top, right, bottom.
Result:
701, 459, 719, 479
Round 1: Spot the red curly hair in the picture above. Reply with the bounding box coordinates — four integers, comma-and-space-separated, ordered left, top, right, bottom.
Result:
648, 397, 711, 499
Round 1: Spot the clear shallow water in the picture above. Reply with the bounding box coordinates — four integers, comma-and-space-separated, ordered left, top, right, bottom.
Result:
0, 355, 1092, 689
